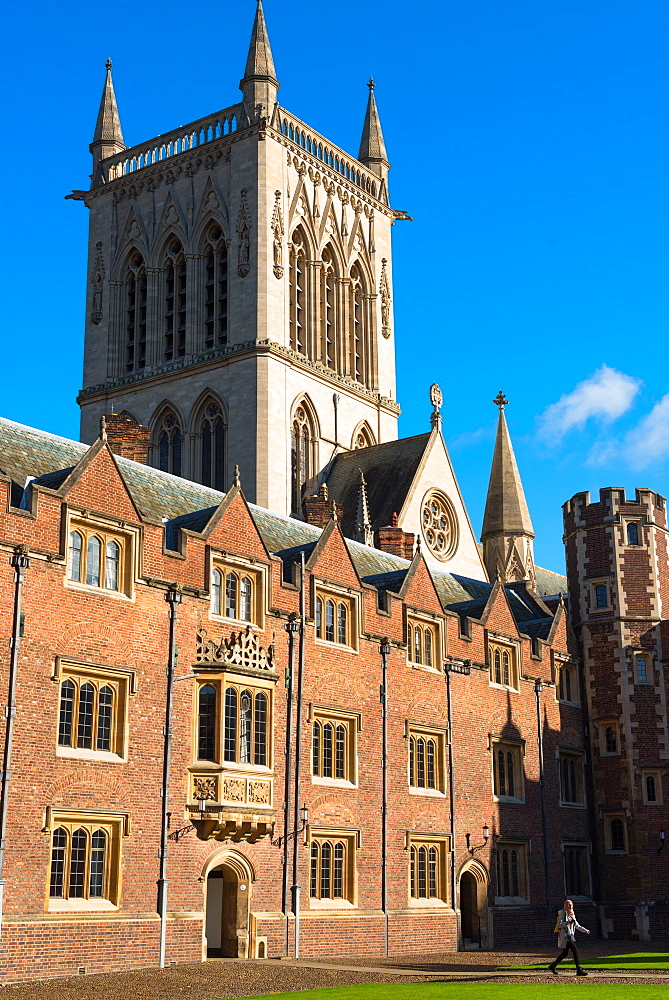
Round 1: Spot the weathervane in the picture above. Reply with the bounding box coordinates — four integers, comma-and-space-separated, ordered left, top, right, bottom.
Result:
493, 390, 509, 409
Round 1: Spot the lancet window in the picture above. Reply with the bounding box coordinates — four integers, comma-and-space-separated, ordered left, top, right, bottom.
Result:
349, 263, 367, 384
320, 246, 337, 370
291, 403, 315, 517
156, 411, 182, 477
199, 401, 226, 491
163, 239, 186, 361
125, 253, 147, 373
203, 224, 228, 350
289, 229, 307, 355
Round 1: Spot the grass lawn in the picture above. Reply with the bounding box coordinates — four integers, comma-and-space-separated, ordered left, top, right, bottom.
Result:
233, 985, 667, 1000
503, 952, 669, 971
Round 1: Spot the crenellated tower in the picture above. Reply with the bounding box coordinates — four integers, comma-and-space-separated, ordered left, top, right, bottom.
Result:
563, 486, 669, 939
72, 0, 400, 516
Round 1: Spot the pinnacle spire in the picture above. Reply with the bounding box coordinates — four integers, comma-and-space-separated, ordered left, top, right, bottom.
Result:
353, 470, 374, 546
481, 394, 535, 586
358, 78, 389, 177
240, 0, 279, 120
92, 59, 124, 148
90, 60, 125, 188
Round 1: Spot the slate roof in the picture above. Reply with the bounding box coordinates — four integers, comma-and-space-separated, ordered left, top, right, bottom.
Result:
324, 433, 431, 537
0, 416, 568, 636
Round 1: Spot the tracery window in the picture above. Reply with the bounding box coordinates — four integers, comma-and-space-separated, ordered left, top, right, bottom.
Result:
407, 618, 438, 668
291, 403, 315, 516
495, 841, 528, 901
407, 726, 446, 793
309, 831, 356, 903
211, 568, 254, 623
197, 684, 217, 761
289, 229, 307, 355
491, 738, 524, 801
55, 662, 131, 759
315, 592, 354, 648
203, 224, 228, 350
312, 714, 355, 783
489, 642, 518, 690
559, 752, 585, 805
200, 401, 226, 491
163, 239, 187, 361
421, 490, 458, 562
47, 811, 127, 909
557, 662, 578, 703
353, 424, 375, 450
156, 411, 182, 477
349, 263, 367, 385
320, 246, 337, 370
222, 685, 268, 766
67, 525, 128, 595
125, 252, 147, 372
409, 840, 447, 902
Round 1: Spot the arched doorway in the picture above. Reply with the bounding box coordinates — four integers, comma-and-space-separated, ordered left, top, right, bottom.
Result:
459, 859, 491, 949
204, 852, 253, 958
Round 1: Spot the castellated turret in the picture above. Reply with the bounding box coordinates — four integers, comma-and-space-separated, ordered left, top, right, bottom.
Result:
563, 486, 669, 940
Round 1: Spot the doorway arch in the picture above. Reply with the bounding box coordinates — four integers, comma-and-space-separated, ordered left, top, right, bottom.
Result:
459, 859, 491, 949
203, 849, 254, 958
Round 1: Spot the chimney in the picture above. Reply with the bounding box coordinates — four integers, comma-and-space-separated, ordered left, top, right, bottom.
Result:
376, 512, 415, 560
105, 413, 150, 464
303, 483, 342, 528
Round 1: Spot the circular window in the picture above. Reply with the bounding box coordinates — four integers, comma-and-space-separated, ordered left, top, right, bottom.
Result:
421, 491, 458, 561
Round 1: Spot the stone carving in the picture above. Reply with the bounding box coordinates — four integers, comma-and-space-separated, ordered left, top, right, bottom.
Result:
126, 219, 141, 240
248, 781, 271, 804
271, 190, 284, 278
380, 258, 391, 339
196, 624, 275, 671
223, 777, 246, 802
237, 189, 251, 277
90, 242, 105, 325
164, 204, 179, 227
204, 189, 220, 212
194, 777, 218, 801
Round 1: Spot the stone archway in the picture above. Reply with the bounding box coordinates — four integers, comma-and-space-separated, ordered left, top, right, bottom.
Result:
202, 849, 254, 959
458, 859, 491, 949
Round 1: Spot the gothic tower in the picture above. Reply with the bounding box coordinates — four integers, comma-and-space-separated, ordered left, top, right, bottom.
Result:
481, 392, 536, 586
73, 1, 400, 516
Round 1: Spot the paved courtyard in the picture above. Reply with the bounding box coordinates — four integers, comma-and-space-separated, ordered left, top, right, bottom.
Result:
0, 941, 667, 998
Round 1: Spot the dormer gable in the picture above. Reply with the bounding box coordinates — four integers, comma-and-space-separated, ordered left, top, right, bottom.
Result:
49, 439, 141, 524
306, 518, 361, 590
479, 580, 521, 638
398, 550, 444, 617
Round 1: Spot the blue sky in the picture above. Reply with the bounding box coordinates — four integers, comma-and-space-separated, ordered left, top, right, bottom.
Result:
2, 0, 668, 573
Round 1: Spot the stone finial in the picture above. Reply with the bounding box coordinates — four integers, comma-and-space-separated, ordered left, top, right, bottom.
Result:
234, 465, 241, 488
240, 0, 279, 117
493, 390, 509, 409
353, 469, 374, 546
430, 383, 443, 431
100, 415, 107, 442
330, 498, 338, 522
90, 58, 125, 188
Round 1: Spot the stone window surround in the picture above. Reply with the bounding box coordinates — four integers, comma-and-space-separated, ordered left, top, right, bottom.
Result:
308, 704, 362, 788
406, 832, 451, 907
489, 735, 525, 803
494, 836, 530, 905
406, 721, 448, 796
52, 657, 136, 763
65, 508, 140, 601
561, 840, 592, 899
313, 578, 361, 653
487, 632, 521, 692
209, 549, 269, 630
406, 607, 444, 672
307, 826, 360, 909
194, 672, 275, 772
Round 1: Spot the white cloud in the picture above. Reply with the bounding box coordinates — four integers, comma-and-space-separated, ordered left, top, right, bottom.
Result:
537, 365, 641, 444
618, 393, 669, 470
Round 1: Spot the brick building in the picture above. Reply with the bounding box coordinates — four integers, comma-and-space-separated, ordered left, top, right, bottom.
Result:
0, 0, 665, 986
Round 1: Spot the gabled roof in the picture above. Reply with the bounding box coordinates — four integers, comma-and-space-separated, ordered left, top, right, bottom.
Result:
324, 433, 431, 537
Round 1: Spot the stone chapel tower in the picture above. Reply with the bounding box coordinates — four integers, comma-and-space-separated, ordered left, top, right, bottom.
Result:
73, 1, 400, 515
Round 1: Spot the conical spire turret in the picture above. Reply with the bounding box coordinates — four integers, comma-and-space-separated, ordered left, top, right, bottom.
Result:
90, 60, 125, 188
358, 79, 389, 182
240, 0, 279, 123
481, 392, 535, 586
353, 470, 374, 547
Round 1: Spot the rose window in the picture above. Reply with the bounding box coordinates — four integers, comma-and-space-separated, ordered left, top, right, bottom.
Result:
421, 491, 458, 561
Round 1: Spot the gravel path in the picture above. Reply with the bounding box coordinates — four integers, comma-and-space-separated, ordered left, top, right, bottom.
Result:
0, 941, 668, 998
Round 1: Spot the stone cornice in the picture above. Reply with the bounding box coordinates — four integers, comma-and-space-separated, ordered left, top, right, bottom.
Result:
78, 340, 401, 415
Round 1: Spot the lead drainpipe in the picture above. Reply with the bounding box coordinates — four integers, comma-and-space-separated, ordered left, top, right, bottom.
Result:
379, 638, 391, 957
283, 613, 299, 956
534, 679, 551, 920
291, 553, 306, 958
158, 584, 182, 969
0, 546, 30, 937
445, 662, 459, 950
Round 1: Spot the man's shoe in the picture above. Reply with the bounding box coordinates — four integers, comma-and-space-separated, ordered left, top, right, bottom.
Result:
576, 969, 588, 976
548, 964, 558, 975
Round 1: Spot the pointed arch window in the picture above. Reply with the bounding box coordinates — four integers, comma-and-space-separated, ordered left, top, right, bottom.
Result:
353, 424, 375, 450
203, 224, 228, 350
125, 253, 147, 373
200, 401, 226, 491
349, 263, 368, 385
156, 411, 182, 477
163, 239, 187, 361
320, 246, 337, 370
291, 403, 315, 517
289, 229, 307, 355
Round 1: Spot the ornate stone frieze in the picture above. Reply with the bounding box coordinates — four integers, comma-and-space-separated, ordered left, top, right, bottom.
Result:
380, 257, 391, 339
237, 189, 251, 277
90, 242, 105, 325
271, 190, 284, 278
194, 776, 218, 801
195, 624, 275, 672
